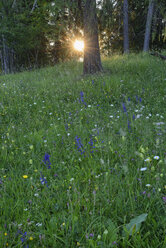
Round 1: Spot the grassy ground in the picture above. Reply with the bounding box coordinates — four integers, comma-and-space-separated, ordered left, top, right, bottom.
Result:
0, 53, 166, 247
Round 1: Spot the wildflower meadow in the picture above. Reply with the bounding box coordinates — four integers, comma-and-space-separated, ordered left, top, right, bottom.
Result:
0, 54, 166, 247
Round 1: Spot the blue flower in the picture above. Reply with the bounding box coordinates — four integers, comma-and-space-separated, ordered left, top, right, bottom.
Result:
43, 153, 51, 169
80, 91, 87, 106
75, 136, 85, 155
40, 173, 48, 187
122, 103, 127, 113
21, 232, 27, 243
88, 136, 96, 154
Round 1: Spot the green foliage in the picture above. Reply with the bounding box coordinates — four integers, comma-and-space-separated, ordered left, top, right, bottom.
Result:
124, 213, 148, 236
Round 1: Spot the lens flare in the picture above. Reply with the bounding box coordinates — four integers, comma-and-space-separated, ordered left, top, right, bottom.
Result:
74, 40, 84, 52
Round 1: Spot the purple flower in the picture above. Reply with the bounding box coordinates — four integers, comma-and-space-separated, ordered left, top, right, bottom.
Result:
75, 136, 85, 155
128, 121, 132, 131
122, 103, 127, 113
40, 173, 48, 187
80, 91, 87, 106
43, 153, 51, 169
163, 196, 166, 203
21, 232, 27, 243
86, 234, 89, 239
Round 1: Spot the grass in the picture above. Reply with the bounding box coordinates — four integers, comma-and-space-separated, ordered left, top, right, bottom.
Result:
0, 53, 166, 247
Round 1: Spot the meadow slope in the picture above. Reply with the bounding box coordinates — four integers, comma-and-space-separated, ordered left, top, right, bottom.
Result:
0, 54, 166, 247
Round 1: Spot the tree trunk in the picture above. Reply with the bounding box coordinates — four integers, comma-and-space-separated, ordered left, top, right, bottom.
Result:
2, 35, 10, 74
143, 0, 155, 52
83, 0, 103, 74
123, 0, 129, 53
0, 49, 4, 74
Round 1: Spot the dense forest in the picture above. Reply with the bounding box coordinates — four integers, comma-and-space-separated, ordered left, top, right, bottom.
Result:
0, 0, 166, 74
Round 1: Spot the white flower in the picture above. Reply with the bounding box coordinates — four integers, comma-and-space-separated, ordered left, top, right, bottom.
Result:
140, 167, 147, 171
34, 193, 39, 197
144, 158, 150, 162
154, 156, 159, 160
110, 115, 113, 118
155, 122, 165, 126
36, 223, 42, 227
146, 116, 149, 119
70, 178, 74, 182
103, 229, 108, 235
136, 114, 141, 119
88, 105, 91, 107
146, 184, 151, 187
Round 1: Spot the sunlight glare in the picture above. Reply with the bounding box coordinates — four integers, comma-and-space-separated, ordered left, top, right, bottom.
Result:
74, 40, 84, 52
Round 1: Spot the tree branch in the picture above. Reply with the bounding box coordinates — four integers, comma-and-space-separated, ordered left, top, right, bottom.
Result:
150, 52, 166, 60
12, 0, 17, 8
31, 0, 38, 13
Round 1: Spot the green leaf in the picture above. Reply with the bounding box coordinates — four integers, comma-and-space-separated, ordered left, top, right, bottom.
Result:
125, 213, 148, 236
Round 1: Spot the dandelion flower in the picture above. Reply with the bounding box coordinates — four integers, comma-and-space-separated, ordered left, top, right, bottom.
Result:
29, 237, 33, 240
23, 175, 28, 179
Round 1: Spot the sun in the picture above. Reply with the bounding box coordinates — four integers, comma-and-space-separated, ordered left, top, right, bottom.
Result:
74, 40, 84, 52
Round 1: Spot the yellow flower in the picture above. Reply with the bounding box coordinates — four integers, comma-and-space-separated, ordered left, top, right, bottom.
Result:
6, 243, 8, 246
34, 169, 38, 172
3, 175, 6, 178
62, 222, 65, 226
23, 175, 28, 179
77, 242, 80, 246
29, 236, 33, 240
4, 232, 7, 236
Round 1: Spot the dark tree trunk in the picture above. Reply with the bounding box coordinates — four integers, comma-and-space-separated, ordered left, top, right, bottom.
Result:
83, 0, 103, 74
123, 0, 129, 53
143, 0, 155, 52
